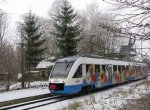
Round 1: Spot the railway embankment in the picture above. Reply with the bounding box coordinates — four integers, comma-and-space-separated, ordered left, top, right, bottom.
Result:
119, 80, 150, 110
119, 94, 150, 110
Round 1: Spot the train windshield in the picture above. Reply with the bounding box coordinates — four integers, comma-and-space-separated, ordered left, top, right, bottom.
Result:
50, 62, 73, 78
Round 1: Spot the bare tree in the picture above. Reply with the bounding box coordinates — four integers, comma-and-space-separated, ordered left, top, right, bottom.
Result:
0, 9, 8, 76
4, 43, 18, 91
103, 0, 150, 40
0, 1, 20, 91
78, 2, 125, 56
48, 0, 63, 17
38, 17, 57, 57
0, 10, 7, 53
0, 41, 19, 91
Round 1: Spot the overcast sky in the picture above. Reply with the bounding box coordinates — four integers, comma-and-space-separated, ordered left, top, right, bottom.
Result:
0, 0, 112, 44
0, 0, 111, 22
0, 0, 149, 57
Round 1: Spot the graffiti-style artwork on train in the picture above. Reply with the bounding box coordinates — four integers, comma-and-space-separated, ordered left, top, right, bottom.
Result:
122, 66, 127, 81
100, 65, 107, 83
118, 65, 125, 82
86, 64, 96, 83
128, 66, 137, 79
112, 65, 120, 84
126, 65, 145, 80
135, 66, 140, 77
130, 66, 136, 77
94, 65, 100, 87
118, 65, 122, 82
107, 65, 113, 84
133, 66, 137, 77
125, 65, 130, 78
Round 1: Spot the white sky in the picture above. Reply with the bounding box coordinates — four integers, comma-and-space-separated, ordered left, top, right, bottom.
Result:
0, 0, 111, 44
0, 0, 149, 57
0, 0, 111, 23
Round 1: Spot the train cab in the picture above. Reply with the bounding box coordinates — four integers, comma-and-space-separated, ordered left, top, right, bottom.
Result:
49, 56, 83, 95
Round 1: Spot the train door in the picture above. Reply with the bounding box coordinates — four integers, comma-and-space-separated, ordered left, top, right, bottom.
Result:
71, 65, 83, 93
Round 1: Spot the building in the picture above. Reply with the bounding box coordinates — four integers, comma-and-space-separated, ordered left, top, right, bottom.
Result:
36, 59, 55, 79
119, 45, 136, 61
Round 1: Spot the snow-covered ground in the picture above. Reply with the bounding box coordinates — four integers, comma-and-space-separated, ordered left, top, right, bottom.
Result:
0, 77, 150, 110
0, 81, 50, 102
34, 76, 150, 110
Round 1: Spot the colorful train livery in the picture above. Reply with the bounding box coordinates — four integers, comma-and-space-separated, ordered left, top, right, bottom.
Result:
49, 55, 148, 95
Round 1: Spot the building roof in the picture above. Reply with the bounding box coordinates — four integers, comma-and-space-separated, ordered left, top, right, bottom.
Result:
36, 60, 55, 69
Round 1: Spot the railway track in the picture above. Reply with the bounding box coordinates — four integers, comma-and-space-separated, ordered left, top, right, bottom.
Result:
0, 76, 148, 110
21, 96, 72, 110
0, 95, 71, 110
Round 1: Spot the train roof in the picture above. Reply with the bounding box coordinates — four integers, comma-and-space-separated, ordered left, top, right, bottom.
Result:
57, 54, 124, 62
57, 54, 147, 66
57, 54, 101, 62
57, 56, 79, 63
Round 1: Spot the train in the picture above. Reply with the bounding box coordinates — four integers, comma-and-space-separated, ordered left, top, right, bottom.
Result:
49, 54, 148, 95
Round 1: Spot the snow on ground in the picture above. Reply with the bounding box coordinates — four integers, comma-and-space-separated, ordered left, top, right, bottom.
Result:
0, 81, 49, 92
0, 81, 50, 102
0, 76, 150, 109
34, 77, 150, 110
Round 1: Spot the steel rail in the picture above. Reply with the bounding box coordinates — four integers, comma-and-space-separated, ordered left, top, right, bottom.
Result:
0, 95, 61, 110
22, 96, 72, 110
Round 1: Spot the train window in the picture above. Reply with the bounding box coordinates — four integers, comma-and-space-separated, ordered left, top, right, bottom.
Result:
95, 65, 100, 76
141, 66, 144, 71
51, 62, 73, 78
102, 65, 106, 72
118, 65, 122, 74
122, 66, 125, 71
126, 65, 129, 70
113, 65, 117, 72
73, 65, 82, 78
138, 66, 140, 71
86, 64, 94, 75
86, 64, 91, 72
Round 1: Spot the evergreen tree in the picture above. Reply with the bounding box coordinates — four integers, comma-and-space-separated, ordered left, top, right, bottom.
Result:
53, 0, 81, 57
21, 11, 46, 87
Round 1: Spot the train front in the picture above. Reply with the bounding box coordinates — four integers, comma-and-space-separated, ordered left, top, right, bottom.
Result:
49, 57, 79, 95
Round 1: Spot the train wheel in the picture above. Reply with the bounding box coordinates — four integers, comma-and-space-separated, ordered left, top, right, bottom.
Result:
86, 86, 93, 93
81, 86, 86, 95
81, 86, 93, 94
